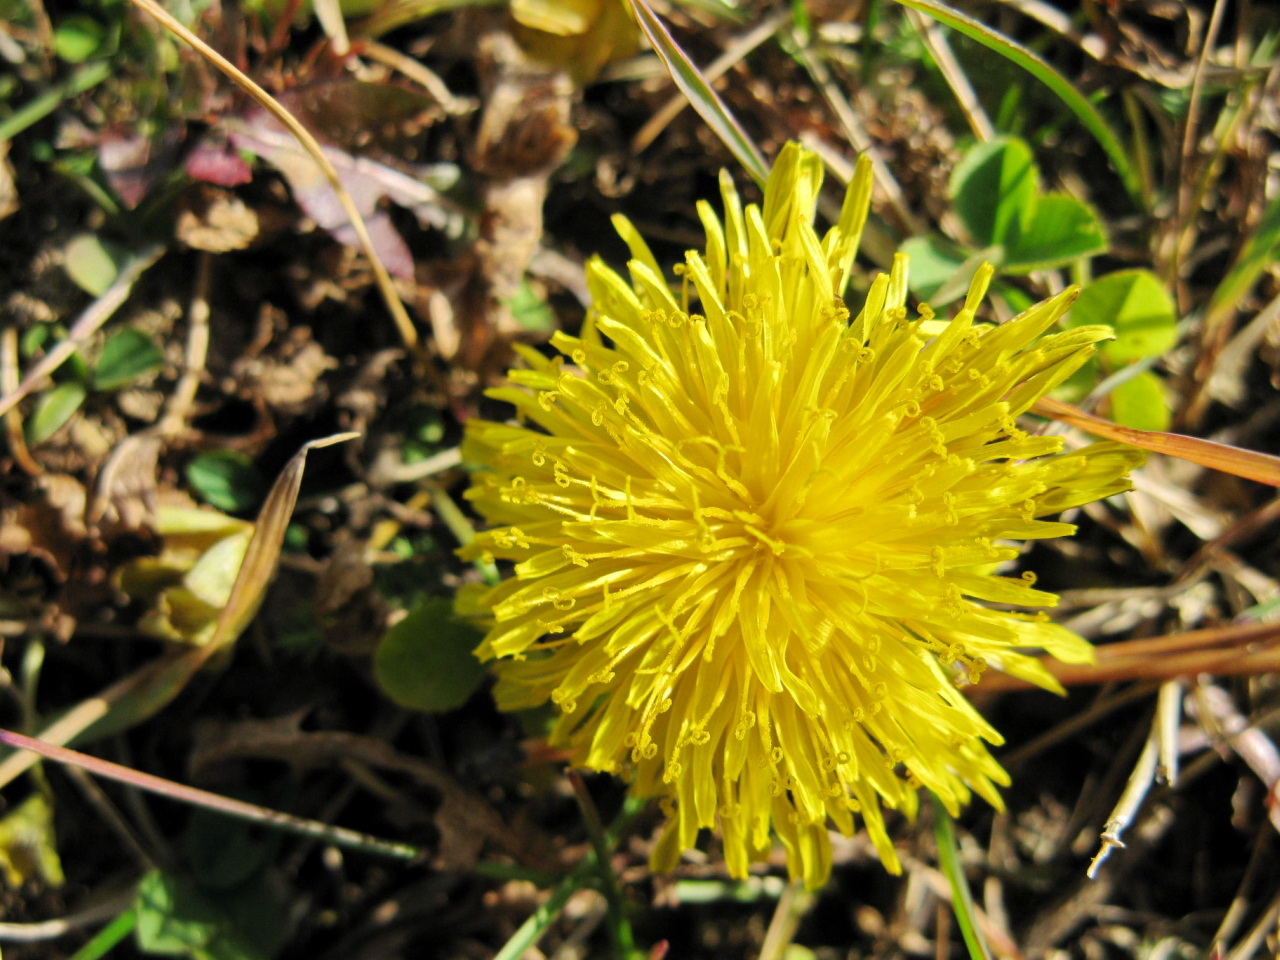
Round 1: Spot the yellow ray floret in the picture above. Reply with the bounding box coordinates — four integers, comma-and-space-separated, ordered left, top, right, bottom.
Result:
460, 142, 1142, 889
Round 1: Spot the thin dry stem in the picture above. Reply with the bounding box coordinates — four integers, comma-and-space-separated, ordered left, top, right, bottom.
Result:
1034, 395, 1280, 486
973, 621, 1280, 694
905, 9, 993, 140
157, 248, 211, 437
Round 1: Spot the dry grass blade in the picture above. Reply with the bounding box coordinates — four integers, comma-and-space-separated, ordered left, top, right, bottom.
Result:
1033, 396, 1280, 486
1189, 684, 1280, 837
1087, 724, 1159, 878
903, 9, 993, 141
627, 0, 768, 185
631, 12, 788, 155
126, 0, 422, 360
0, 650, 208, 789
974, 621, 1280, 694
0, 728, 419, 859
2, 326, 41, 475
790, 46, 924, 238
208, 432, 359, 650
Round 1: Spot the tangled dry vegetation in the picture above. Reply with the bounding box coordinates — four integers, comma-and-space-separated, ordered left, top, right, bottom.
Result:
0, 0, 1279, 958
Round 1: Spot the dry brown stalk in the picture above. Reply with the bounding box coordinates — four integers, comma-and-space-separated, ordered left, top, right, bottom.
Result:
974, 621, 1280, 694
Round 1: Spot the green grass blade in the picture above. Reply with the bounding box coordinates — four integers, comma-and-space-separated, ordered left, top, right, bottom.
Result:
890, 0, 1144, 209
627, 0, 768, 186
931, 792, 993, 960
490, 795, 647, 960
491, 864, 594, 960
67, 907, 137, 960
0, 60, 111, 142
1206, 191, 1280, 329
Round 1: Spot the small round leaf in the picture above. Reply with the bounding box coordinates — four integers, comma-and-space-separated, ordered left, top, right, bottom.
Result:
54, 15, 106, 63
186, 450, 266, 513
1108, 370, 1171, 432
375, 598, 487, 713
64, 233, 125, 295
1069, 269, 1178, 364
26, 381, 87, 444
94, 328, 165, 390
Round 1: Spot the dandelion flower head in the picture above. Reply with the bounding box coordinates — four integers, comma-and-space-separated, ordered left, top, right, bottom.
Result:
461, 143, 1140, 888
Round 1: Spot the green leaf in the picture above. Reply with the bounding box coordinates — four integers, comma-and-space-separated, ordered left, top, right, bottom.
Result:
889, 0, 1144, 208
65, 233, 127, 296
54, 15, 107, 63
26, 381, 87, 444
21, 323, 55, 359
1069, 269, 1178, 364
375, 597, 487, 713
900, 235, 972, 304
951, 137, 1037, 248
186, 451, 266, 514
949, 138, 1107, 271
1108, 370, 1170, 432
133, 869, 285, 960
1004, 193, 1107, 272
135, 871, 225, 958
509, 278, 557, 333
94, 328, 165, 390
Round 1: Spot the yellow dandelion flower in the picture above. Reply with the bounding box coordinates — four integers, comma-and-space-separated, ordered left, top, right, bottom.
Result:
459, 142, 1141, 889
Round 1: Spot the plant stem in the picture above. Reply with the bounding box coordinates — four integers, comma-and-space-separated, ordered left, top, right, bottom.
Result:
931, 792, 992, 960
569, 770, 637, 960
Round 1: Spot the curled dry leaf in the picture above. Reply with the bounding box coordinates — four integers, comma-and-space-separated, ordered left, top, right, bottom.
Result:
231, 326, 338, 417
97, 126, 184, 209
3, 474, 90, 585
88, 433, 162, 535
175, 186, 278, 253
0, 434, 360, 789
